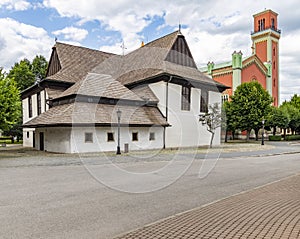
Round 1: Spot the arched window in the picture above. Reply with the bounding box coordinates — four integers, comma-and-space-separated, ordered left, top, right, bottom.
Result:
271, 18, 275, 29
258, 20, 261, 31
273, 47, 276, 56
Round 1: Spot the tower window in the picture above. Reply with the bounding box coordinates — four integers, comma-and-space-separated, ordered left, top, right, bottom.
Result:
273, 78, 276, 87
271, 18, 275, 29
258, 20, 261, 31
273, 61, 276, 69
273, 48, 276, 56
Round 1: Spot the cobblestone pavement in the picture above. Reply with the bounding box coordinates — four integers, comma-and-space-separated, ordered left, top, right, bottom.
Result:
116, 174, 300, 239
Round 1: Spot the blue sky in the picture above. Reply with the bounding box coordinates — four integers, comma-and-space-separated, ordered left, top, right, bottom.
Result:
0, 0, 299, 103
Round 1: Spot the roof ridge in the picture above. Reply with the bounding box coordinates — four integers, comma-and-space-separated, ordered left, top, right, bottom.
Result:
54, 41, 116, 56
143, 30, 180, 49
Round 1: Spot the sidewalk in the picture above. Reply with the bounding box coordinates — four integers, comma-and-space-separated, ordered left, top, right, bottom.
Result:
115, 174, 300, 239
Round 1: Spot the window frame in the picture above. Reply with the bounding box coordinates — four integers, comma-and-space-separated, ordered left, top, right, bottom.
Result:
200, 89, 208, 113
28, 96, 32, 118
181, 85, 191, 111
84, 132, 93, 143
107, 132, 115, 142
37, 92, 41, 115
132, 132, 138, 141
149, 132, 155, 141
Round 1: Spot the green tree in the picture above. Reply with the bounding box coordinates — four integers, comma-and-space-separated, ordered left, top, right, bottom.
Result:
7, 59, 35, 91
0, 71, 21, 132
223, 101, 238, 141
268, 106, 289, 135
289, 94, 300, 110
31, 55, 48, 80
230, 81, 273, 141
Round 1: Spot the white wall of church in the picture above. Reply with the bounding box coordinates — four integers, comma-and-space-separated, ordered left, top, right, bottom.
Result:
22, 90, 48, 148
150, 82, 222, 148
34, 128, 71, 153
70, 126, 164, 153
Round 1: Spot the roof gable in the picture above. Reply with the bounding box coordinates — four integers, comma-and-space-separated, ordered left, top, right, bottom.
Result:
46, 46, 61, 77
165, 34, 197, 68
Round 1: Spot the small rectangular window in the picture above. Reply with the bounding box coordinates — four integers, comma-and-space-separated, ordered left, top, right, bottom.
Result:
149, 132, 155, 141
132, 132, 138, 141
85, 132, 93, 143
181, 85, 191, 111
107, 132, 114, 142
200, 89, 208, 113
28, 96, 32, 118
27, 132, 30, 138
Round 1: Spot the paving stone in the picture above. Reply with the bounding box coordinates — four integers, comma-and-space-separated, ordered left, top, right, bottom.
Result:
115, 174, 300, 239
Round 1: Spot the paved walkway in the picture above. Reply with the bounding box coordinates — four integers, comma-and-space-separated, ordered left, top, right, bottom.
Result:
116, 174, 300, 239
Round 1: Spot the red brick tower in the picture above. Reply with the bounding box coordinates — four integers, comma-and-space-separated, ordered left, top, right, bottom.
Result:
251, 9, 281, 106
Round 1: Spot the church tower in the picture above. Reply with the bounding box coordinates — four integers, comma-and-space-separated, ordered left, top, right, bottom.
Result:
251, 9, 281, 106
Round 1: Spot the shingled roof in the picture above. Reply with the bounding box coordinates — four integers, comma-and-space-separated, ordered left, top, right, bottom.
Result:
57, 73, 142, 101
46, 42, 116, 83
24, 102, 168, 127
91, 32, 227, 90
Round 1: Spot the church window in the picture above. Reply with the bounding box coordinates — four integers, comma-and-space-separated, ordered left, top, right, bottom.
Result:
273, 78, 276, 87
28, 96, 32, 118
107, 132, 114, 142
258, 20, 261, 31
37, 92, 41, 115
132, 132, 138, 141
149, 132, 155, 141
273, 48, 276, 56
181, 85, 191, 111
200, 89, 208, 113
85, 132, 93, 143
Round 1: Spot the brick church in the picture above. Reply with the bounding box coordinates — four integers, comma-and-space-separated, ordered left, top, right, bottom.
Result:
203, 9, 281, 106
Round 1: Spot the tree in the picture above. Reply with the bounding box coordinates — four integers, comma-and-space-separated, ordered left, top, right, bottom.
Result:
289, 94, 300, 110
268, 106, 289, 136
0, 71, 21, 132
230, 81, 273, 141
7, 59, 35, 91
199, 103, 222, 148
223, 100, 239, 141
31, 55, 48, 80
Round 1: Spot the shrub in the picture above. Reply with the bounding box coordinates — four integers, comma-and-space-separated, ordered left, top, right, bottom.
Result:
285, 135, 300, 141
269, 135, 282, 141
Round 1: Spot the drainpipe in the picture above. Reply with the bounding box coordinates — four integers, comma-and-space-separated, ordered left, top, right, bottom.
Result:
163, 76, 173, 149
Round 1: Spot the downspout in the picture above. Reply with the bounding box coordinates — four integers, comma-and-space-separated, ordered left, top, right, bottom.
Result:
164, 76, 172, 149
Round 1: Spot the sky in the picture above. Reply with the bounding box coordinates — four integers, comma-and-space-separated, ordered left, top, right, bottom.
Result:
0, 0, 299, 104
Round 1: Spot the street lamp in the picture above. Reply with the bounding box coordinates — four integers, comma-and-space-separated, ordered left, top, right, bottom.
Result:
261, 118, 265, 145
116, 109, 122, 155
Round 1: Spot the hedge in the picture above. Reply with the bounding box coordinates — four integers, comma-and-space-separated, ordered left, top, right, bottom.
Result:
285, 135, 300, 141
269, 135, 282, 141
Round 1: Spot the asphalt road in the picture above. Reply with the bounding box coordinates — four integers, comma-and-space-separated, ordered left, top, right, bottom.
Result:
1, 144, 300, 239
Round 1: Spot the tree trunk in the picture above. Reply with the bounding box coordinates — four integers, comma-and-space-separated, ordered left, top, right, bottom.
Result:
283, 128, 287, 140
210, 132, 215, 148
246, 130, 251, 141
232, 130, 235, 140
255, 128, 259, 141
273, 126, 276, 136
225, 129, 228, 143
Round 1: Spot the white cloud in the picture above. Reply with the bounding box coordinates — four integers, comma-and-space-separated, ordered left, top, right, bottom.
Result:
52, 26, 88, 41
0, 0, 31, 11
0, 18, 53, 71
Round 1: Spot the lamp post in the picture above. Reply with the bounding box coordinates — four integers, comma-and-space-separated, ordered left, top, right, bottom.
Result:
261, 118, 265, 145
116, 109, 122, 155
